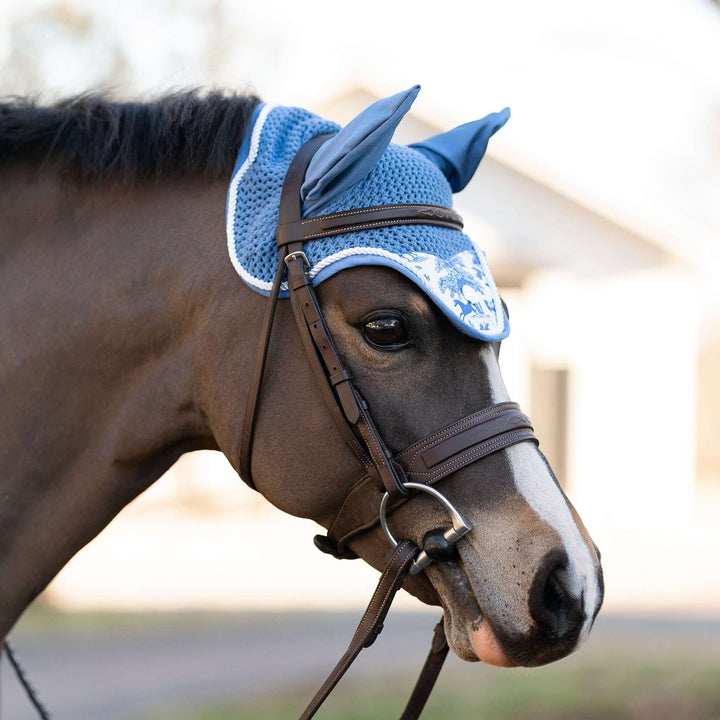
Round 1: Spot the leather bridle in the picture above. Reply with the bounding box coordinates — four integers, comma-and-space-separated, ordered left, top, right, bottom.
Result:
6, 134, 541, 720
7, 132, 540, 720
240, 133, 539, 719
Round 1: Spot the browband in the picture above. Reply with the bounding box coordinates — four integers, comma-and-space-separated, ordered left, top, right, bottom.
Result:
276, 203, 463, 245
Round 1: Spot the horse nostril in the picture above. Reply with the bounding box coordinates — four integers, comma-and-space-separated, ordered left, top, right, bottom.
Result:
543, 572, 568, 626
423, 530, 459, 562
529, 553, 580, 640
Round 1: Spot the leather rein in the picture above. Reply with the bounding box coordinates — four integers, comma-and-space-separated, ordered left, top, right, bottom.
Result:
240, 134, 538, 719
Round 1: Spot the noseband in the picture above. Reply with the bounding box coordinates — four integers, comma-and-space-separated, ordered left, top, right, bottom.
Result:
240, 134, 538, 719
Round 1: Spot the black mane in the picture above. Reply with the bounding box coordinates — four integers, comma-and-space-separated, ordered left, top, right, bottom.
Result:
0, 90, 262, 183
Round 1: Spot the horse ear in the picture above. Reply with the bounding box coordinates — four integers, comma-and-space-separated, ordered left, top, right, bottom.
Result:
408, 108, 511, 192
301, 85, 420, 212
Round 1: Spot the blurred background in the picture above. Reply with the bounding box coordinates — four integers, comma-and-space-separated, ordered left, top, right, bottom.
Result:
1, 0, 719, 718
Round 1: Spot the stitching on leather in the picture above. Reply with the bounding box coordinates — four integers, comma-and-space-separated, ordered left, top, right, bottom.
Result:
356, 541, 414, 632
333, 428, 534, 545
299, 204, 457, 223
408, 431, 535, 480
400, 403, 514, 460
418, 413, 532, 469
319, 543, 414, 694
333, 417, 533, 545
346, 437, 372, 470
353, 542, 415, 643
302, 218, 461, 240
305, 304, 343, 371
336, 434, 536, 545
399, 403, 518, 469
328, 475, 375, 537
428, 431, 534, 479
371, 543, 415, 617
357, 416, 386, 469
295, 285, 373, 471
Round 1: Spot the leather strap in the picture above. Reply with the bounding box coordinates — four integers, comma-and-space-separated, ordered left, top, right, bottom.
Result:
239, 134, 374, 487
277, 136, 423, 503
322, 402, 537, 556
300, 543, 450, 720
400, 619, 450, 720
238, 249, 288, 487
288, 249, 409, 498
239, 135, 327, 486
283, 252, 376, 477
4, 641, 52, 720
396, 401, 535, 478
288, 253, 408, 499
299, 540, 419, 720
277, 203, 463, 245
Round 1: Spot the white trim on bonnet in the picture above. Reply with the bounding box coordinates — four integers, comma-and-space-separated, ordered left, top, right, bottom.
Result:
310, 246, 409, 275
236, 244, 448, 295
238, 245, 476, 293
226, 103, 276, 288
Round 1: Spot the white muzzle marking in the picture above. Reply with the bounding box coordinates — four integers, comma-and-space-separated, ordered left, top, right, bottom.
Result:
479, 345, 601, 645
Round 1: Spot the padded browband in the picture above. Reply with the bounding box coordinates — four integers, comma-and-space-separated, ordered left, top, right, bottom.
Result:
276, 204, 463, 245
318, 402, 537, 557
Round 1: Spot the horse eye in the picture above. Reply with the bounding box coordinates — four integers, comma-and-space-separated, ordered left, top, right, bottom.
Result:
363, 316, 408, 349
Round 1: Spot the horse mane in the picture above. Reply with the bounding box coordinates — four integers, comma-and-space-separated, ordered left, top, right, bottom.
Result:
0, 89, 262, 183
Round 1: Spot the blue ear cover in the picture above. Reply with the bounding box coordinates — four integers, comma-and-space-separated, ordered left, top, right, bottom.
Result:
301, 85, 420, 213
408, 108, 510, 192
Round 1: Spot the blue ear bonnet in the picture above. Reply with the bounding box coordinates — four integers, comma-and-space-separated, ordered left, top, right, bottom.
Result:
226, 102, 509, 341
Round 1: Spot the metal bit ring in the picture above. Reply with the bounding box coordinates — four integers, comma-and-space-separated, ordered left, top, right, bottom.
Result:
379, 482, 473, 575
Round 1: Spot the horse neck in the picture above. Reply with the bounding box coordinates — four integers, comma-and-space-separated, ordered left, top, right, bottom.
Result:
0, 164, 255, 637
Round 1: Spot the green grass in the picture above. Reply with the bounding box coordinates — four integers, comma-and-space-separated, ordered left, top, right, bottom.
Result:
15, 608, 720, 720
140, 653, 720, 720
13, 604, 323, 640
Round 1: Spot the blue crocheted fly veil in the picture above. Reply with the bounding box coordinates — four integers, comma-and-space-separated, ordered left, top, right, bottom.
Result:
226, 87, 510, 341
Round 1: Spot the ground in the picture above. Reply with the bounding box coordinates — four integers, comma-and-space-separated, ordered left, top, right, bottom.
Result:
2, 608, 719, 720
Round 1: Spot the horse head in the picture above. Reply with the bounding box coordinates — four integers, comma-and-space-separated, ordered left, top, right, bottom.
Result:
223, 86, 604, 667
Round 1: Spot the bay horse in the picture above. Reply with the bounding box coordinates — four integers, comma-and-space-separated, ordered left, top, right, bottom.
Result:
0, 87, 603, 714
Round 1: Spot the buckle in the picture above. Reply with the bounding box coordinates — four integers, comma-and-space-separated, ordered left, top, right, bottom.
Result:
284, 250, 310, 269
313, 534, 359, 560
378, 482, 472, 575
